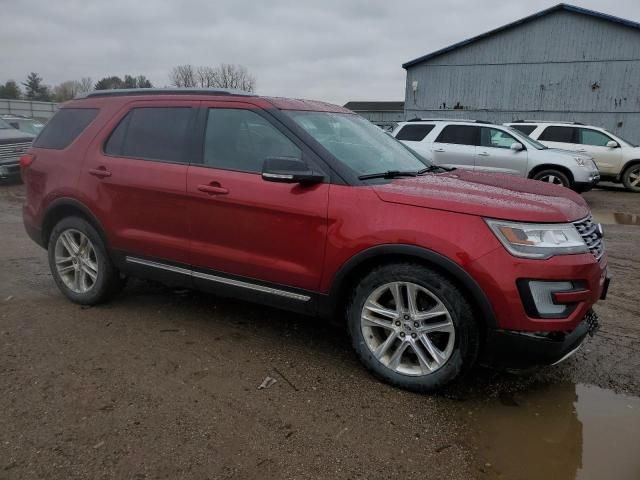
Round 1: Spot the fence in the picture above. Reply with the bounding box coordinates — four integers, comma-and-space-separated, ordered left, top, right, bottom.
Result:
0, 99, 58, 120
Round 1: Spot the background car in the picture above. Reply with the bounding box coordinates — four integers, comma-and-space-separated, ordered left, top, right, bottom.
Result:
0, 117, 34, 181
1, 115, 45, 136
392, 119, 599, 192
506, 121, 640, 192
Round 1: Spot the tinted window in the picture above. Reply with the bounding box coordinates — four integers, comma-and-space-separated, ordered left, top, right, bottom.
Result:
579, 129, 612, 147
481, 128, 517, 149
204, 109, 300, 173
396, 124, 435, 141
435, 125, 479, 145
510, 124, 536, 135
105, 107, 192, 163
538, 126, 577, 143
33, 108, 98, 149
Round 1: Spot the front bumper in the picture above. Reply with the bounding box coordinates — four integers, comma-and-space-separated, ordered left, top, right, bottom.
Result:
483, 309, 600, 368
0, 160, 20, 179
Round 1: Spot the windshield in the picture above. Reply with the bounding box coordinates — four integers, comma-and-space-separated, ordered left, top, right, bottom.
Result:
284, 111, 430, 176
505, 126, 547, 150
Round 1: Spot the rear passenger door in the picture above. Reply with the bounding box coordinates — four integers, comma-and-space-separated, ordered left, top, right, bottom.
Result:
83, 101, 198, 266
186, 103, 329, 293
475, 127, 528, 177
431, 125, 479, 170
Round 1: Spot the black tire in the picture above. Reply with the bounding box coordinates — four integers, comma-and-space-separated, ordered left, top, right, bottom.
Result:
346, 263, 479, 393
47, 216, 123, 305
621, 163, 640, 192
531, 169, 571, 188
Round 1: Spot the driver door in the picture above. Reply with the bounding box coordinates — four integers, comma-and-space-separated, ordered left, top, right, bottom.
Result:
186, 103, 330, 292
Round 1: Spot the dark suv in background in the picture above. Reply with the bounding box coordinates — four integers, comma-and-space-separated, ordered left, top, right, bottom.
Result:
0, 117, 34, 181
21, 89, 608, 392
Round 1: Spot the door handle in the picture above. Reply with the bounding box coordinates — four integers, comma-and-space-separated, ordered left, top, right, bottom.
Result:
197, 183, 229, 195
434, 148, 445, 152
478, 152, 490, 156
88, 167, 112, 178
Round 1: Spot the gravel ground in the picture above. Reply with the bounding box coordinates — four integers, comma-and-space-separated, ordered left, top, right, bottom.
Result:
1, 181, 638, 479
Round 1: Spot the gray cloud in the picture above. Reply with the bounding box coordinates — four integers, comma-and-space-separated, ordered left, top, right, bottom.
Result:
2, 0, 640, 104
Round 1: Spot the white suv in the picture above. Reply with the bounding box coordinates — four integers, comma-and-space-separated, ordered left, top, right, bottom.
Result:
506, 121, 640, 192
392, 119, 599, 192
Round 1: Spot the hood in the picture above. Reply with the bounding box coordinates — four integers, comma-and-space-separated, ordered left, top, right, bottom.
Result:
0, 128, 34, 143
372, 170, 589, 223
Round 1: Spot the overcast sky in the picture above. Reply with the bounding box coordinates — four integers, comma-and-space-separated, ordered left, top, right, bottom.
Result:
2, 0, 639, 104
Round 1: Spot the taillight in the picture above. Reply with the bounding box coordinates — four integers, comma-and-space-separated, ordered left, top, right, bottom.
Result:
20, 154, 35, 169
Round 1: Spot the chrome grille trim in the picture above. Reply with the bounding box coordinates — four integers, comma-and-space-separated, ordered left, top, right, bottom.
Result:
573, 215, 604, 261
0, 141, 32, 161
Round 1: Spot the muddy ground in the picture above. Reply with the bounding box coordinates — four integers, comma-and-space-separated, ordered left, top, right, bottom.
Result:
1, 181, 639, 480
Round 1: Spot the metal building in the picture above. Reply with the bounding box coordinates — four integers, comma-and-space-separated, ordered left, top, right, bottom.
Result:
343, 101, 404, 130
402, 3, 640, 143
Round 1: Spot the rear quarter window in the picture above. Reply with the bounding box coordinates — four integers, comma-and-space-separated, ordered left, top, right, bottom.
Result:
538, 126, 577, 143
435, 125, 479, 146
33, 108, 99, 149
510, 125, 537, 135
395, 124, 435, 141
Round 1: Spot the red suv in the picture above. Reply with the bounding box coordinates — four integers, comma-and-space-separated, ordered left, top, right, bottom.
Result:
21, 89, 610, 392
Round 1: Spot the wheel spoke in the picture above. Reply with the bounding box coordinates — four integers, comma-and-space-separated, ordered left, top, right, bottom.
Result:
364, 300, 398, 319
60, 232, 78, 255
73, 268, 81, 291
414, 305, 449, 322
373, 332, 397, 360
406, 283, 419, 316
56, 256, 73, 265
57, 264, 75, 274
410, 340, 434, 373
81, 263, 97, 281
419, 334, 446, 366
390, 283, 403, 311
387, 341, 409, 370
417, 319, 454, 334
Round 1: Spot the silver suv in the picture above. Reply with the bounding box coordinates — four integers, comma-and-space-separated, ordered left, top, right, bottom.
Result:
392, 119, 600, 192
0, 118, 34, 180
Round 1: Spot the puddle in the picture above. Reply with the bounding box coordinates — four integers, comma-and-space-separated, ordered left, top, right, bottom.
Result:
463, 383, 640, 479
591, 211, 640, 226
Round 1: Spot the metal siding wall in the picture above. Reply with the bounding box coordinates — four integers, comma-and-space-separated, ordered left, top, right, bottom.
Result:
404, 10, 640, 143
0, 99, 58, 120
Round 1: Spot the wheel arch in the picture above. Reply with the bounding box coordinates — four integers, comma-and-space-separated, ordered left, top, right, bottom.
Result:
323, 244, 497, 330
528, 164, 574, 185
41, 198, 109, 250
620, 159, 640, 178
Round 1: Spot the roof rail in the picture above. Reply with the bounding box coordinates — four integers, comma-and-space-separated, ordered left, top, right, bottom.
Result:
78, 88, 254, 99
407, 118, 494, 124
511, 120, 584, 125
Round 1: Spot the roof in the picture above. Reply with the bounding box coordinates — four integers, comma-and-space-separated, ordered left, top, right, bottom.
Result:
402, 3, 640, 69
343, 101, 404, 112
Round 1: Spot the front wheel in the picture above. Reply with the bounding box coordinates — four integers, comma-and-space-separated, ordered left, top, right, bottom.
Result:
48, 217, 123, 305
531, 169, 571, 188
621, 164, 640, 192
346, 263, 479, 392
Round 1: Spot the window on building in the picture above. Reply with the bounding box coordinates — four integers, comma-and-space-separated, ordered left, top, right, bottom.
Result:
435, 125, 480, 146
34, 108, 99, 149
579, 128, 613, 147
204, 108, 300, 173
538, 126, 578, 143
395, 124, 435, 142
510, 124, 536, 135
104, 107, 193, 163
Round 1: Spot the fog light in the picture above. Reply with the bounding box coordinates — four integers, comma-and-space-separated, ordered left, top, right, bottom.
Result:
529, 281, 573, 315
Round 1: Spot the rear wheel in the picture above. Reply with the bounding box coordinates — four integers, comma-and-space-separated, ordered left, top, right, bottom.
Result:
532, 169, 571, 188
346, 263, 479, 392
621, 164, 640, 192
48, 217, 123, 305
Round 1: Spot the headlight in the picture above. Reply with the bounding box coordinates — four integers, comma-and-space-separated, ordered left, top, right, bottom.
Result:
485, 219, 588, 259
574, 156, 586, 166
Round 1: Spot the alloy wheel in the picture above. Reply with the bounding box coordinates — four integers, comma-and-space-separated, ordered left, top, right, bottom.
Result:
360, 281, 456, 376
627, 166, 640, 188
54, 229, 99, 293
539, 174, 564, 185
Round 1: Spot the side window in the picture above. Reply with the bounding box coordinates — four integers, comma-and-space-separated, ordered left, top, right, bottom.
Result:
204, 108, 301, 173
395, 124, 435, 142
104, 107, 193, 163
579, 129, 612, 147
33, 108, 99, 149
435, 125, 479, 146
510, 125, 536, 135
538, 126, 577, 143
481, 128, 517, 149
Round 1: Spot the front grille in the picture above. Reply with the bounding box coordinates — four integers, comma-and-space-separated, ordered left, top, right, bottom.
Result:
0, 141, 31, 161
573, 215, 605, 261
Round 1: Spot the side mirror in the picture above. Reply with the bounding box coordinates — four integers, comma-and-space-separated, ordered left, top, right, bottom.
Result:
262, 157, 324, 184
510, 142, 524, 151
606, 140, 618, 148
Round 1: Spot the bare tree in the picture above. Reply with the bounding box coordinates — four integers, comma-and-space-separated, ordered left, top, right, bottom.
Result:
78, 77, 93, 94
169, 65, 197, 87
53, 80, 83, 102
170, 64, 256, 92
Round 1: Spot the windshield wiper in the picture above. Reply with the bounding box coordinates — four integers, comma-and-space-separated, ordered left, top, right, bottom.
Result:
358, 170, 420, 180
417, 165, 456, 174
